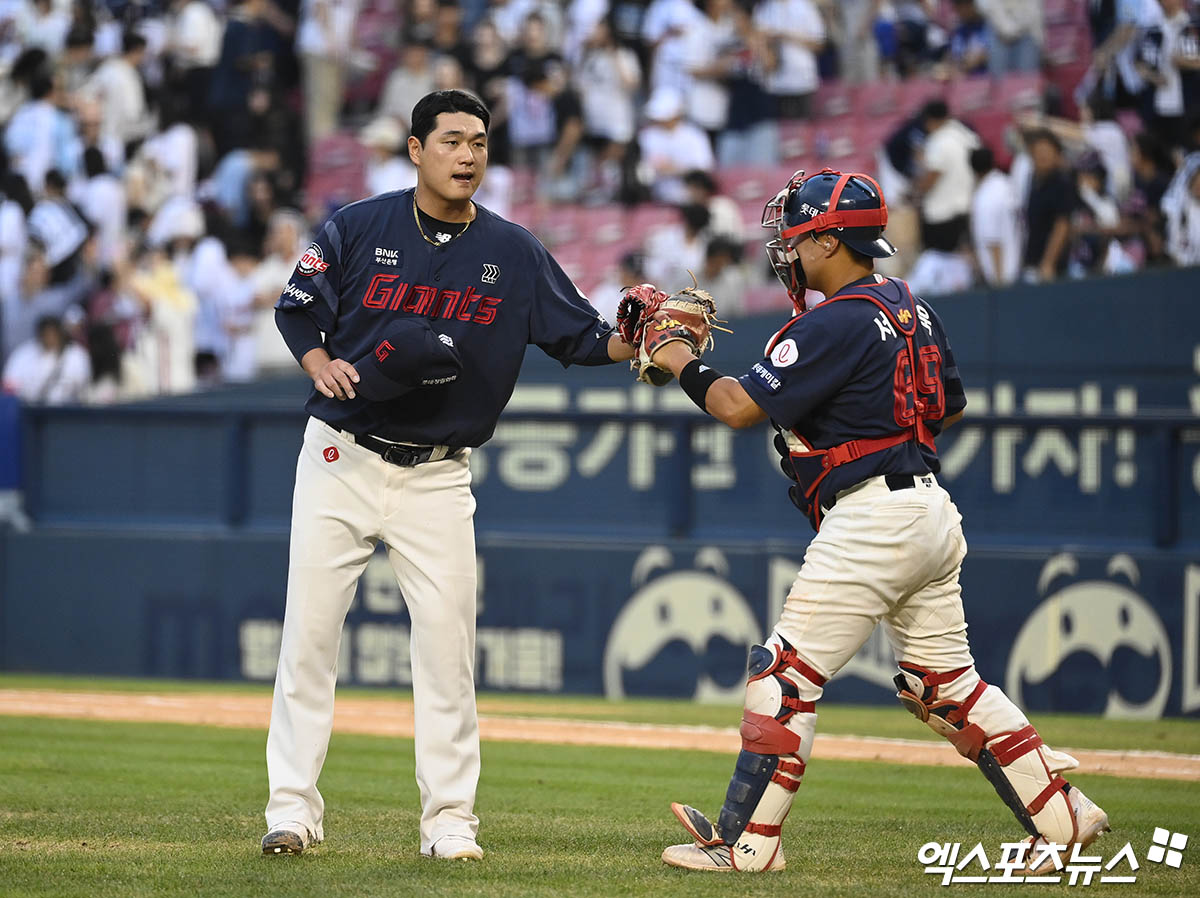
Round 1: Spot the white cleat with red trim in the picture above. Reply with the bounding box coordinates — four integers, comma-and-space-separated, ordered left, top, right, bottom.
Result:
1024, 787, 1110, 875
662, 840, 786, 872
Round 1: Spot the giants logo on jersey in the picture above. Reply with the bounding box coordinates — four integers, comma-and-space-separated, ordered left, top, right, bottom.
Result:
359, 273, 503, 326
297, 243, 329, 276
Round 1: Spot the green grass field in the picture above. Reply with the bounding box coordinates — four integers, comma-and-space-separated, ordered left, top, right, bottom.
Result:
1, 676, 1198, 898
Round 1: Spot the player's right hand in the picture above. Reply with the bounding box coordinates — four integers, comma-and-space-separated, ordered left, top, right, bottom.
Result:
314, 358, 360, 400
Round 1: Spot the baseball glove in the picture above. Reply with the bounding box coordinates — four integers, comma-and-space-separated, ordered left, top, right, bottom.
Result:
632, 282, 723, 386
616, 283, 666, 347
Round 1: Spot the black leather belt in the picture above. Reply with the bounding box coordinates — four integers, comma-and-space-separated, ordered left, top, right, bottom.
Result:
349, 432, 461, 467
885, 473, 930, 491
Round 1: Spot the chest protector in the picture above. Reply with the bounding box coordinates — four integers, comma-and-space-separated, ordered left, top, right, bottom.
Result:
772, 280, 942, 530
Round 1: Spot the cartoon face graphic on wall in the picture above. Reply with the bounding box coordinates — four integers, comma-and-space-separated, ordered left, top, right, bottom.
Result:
603, 547, 761, 700
1005, 553, 1172, 719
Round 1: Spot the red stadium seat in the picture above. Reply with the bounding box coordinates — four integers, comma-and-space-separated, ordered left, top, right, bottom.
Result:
948, 77, 992, 116
305, 133, 367, 221
813, 81, 854, 121
627, 204, 682, 245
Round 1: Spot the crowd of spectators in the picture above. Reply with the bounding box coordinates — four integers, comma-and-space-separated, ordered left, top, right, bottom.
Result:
1, 0, 1199, 407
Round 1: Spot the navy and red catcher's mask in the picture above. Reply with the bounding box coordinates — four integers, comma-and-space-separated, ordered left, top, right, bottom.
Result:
762, 168, 897, 313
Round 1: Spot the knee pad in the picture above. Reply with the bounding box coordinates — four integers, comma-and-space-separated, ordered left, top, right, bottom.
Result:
895, 662, 1079, 843
714, 634, 821, 871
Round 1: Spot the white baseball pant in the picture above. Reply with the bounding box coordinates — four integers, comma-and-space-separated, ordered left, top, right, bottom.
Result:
779, 473, 974, 679
265, 417, 480, 853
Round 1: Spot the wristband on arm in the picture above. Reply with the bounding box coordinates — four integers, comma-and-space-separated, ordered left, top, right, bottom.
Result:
679, 357, 723, 413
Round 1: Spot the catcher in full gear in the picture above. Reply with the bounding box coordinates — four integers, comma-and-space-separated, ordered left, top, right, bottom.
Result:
621, 169, 1110, 873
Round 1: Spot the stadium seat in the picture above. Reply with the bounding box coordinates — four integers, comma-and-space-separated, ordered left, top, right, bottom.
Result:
813, 81, 854, 121
305, 133, 368, 221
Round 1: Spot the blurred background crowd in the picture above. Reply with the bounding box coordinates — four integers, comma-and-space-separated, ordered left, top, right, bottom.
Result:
1, 0, 1199, 406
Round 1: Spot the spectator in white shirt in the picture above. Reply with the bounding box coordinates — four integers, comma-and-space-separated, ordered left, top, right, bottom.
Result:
976, 0, 1043, 75
576, 18, 641, 201
637, 87, 715, 204
1165, 165, 1200, 266
166, 0, 224, 121
682, 0, 739, 135
644, 202, 711, 287
377, 42, 436, 131
359, 117, 418, 197
70, 148, 127, 274
16, 0, 70, 58
252, 209, 309, 373
1137, 0, 1195, 149
589, 250, 647, 325
82, 31, 155, 149
905, 248, 975, 296
753, 0, 825, 118
296, 0, 361, 145
3, 72, 57, 193
914, 100, 979, 252
683, 168, 744, 242
969, 147, 1021, 286
27, 170, 90, 284
219, 236, 261, 382
642, 0, 707, 96
2, 315, 91, 405
0, 172, 30, 307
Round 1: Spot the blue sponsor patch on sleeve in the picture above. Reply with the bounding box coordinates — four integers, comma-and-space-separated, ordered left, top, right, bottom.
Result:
750, 362, 783, 393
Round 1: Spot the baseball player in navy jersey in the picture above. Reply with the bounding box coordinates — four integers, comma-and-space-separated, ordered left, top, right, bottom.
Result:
636, 169, 1109, 873
261, 90, 635, 859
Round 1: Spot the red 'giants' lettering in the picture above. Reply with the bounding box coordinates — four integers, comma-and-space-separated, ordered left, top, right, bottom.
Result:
361, 280, 504, 327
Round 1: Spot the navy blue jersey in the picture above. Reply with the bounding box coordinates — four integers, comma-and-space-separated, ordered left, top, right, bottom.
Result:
275, 188, 613, 446
739, 274, 966, 527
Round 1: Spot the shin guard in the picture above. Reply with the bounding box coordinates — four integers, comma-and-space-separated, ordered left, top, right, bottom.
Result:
713, 634, 820, 871
895, 662, 1079, 843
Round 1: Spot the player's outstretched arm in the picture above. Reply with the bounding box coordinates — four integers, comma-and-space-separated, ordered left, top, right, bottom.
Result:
301, 347, 361, 401
606, 332, 636, 363
651, 341, 767, 429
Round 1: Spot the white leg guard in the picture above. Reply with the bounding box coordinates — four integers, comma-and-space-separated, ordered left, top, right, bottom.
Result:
894, 662, 1080, 844
713, 633, 821, 871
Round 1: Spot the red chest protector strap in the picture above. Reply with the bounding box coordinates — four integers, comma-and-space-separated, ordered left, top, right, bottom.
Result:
779, 282, 937, 528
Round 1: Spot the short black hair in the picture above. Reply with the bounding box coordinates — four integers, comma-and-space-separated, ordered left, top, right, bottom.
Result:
410, 90, 491, 145
970, 146, 994, 175
705, 236, 742, 262
123, 30, 147, 55
1026, 127, 1062, 154
682, 169, 717, 194
678, 202, 711, 234
921, 99, 950, 123
43, 169, 66, 193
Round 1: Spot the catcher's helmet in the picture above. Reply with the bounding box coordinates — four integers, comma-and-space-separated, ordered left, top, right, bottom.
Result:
762, 168, 896, 309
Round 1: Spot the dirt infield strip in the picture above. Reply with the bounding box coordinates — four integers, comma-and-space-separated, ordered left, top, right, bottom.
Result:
2, 689, 1198, 781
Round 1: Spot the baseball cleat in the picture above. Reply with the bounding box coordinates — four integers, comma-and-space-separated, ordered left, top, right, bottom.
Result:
431, 835, 484, 860
261, 823, 317, 856
670, 802, 723, 846
1024, 787, 1110, 875
662, 841, 786, 872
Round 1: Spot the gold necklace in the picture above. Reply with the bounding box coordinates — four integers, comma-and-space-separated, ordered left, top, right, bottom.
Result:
413, 197, 473, 247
